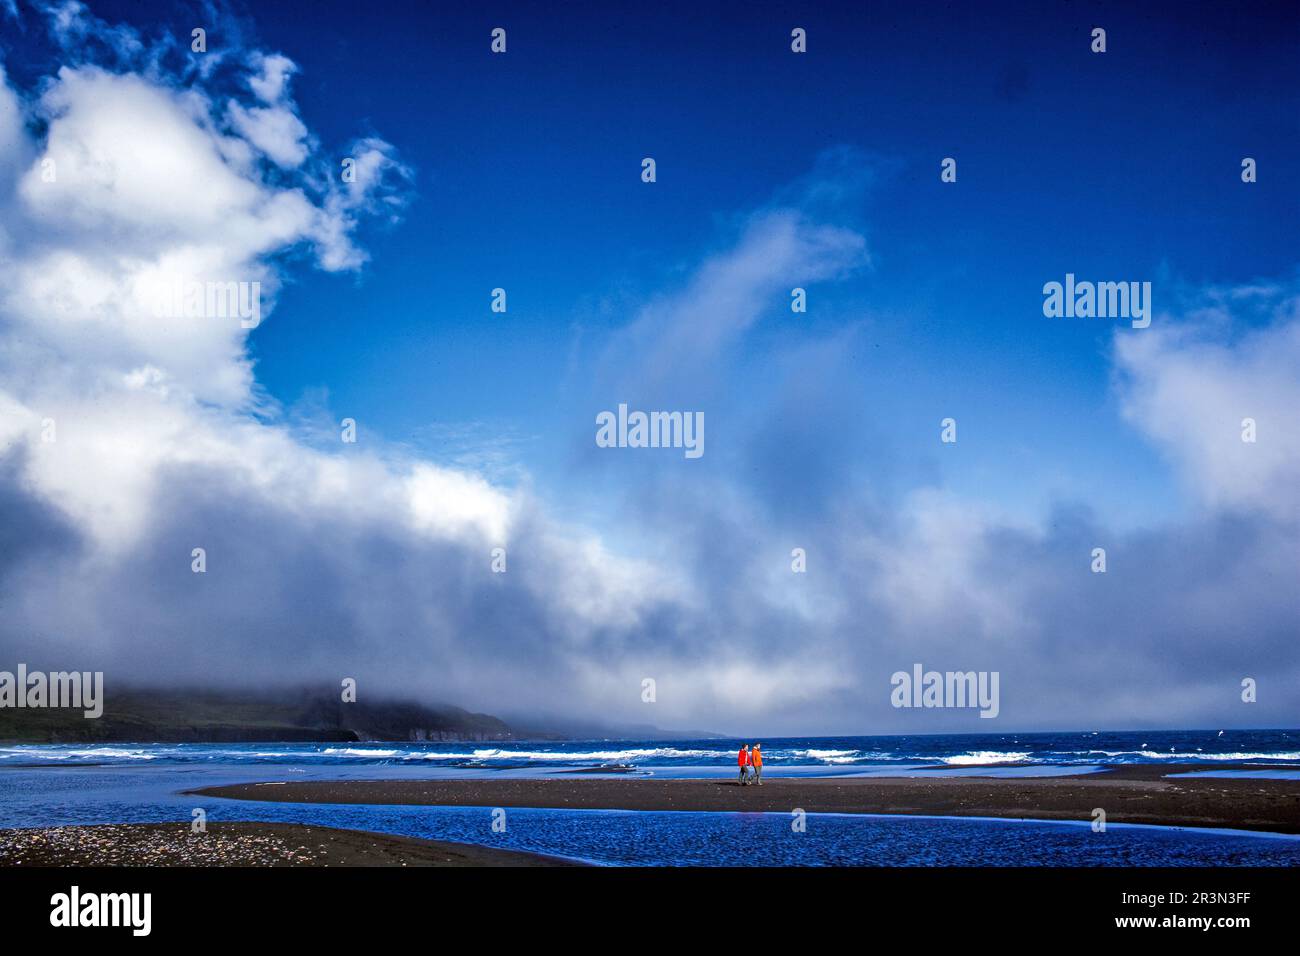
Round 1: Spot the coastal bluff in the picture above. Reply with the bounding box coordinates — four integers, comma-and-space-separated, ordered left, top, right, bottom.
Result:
0, 688, 515, 744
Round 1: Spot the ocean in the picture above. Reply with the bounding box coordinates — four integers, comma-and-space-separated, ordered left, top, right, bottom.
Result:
2, 729, 1297, 866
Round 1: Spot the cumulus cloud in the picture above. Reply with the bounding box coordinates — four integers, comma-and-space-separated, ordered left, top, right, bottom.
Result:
0, 5, 680, 722
1, 22, 411, 403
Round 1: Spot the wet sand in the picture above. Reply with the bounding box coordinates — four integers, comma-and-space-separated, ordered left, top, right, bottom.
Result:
191, 764, 1300, 834
0, 821, 580, 867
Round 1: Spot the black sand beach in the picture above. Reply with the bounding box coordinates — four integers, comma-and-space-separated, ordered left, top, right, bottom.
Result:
192, 764, 1300, 835
0, 822, 579, 867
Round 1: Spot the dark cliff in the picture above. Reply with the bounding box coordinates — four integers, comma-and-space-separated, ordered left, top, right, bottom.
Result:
0, 687, 515, 743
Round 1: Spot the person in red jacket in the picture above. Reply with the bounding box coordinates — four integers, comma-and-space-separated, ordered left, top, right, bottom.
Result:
737, 744, 751, 785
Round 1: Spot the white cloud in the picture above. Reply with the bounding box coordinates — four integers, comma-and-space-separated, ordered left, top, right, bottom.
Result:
226, 99, 310, 167
226, 54, 309, 166
247, 52, 297, 104
0, 9, 683, 721
2, 56, 414, 407
604, 209, 867, 400
1115, 290, 1300, 520
39, 0, 146, 66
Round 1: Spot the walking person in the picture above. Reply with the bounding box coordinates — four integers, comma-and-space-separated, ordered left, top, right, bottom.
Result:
751, 743, 763, 785
737, 743, 751, 785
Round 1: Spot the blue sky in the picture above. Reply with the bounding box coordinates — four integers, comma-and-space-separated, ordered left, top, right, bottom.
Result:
231, 0, 1298, 526
0, 0, 1297, 733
